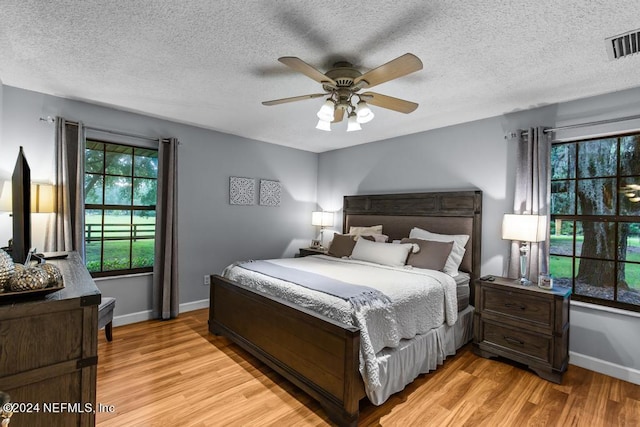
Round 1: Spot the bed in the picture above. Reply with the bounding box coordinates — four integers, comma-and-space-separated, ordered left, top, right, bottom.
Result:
209, 190, 482, 426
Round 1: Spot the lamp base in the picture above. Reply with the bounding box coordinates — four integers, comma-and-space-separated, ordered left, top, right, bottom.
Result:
519, 244, 530, 286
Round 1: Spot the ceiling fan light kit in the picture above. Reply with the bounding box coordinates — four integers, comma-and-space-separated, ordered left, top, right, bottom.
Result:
263, 53, 423, 132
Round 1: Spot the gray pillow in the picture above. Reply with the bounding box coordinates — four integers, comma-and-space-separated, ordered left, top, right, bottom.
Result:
400, 238, 454, 271
328, 234, 357, 257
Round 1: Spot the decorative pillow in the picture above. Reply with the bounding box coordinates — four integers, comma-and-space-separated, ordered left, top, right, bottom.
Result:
350, 238, 413, 267
356, 233, 389, 243
401, 238, 454, 271
349, 225, 383, 239
409, 227, 469, 276
328, 234, 357, 258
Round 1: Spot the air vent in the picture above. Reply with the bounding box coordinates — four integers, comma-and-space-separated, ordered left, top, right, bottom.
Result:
606, 29, 640, 60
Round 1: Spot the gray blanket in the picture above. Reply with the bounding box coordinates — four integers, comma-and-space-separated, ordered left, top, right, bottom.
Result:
238, 260, 391, 310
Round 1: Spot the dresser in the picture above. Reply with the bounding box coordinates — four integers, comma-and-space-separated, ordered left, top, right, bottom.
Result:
0, 252, 101, 426
473, 276, 571, 383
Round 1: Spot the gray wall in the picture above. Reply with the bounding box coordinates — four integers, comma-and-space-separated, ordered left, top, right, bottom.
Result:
2, 81, 639, 384
317, 87, 640, 383
0, 85, 318, 323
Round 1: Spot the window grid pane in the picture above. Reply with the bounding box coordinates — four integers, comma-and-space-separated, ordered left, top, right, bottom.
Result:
84, 140, 158, 277
576, 138, 617, 179
574, 258, 615, 301
551, 132, 640, 312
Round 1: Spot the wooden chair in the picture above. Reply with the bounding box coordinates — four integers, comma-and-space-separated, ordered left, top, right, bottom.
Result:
98, 297, 116, 341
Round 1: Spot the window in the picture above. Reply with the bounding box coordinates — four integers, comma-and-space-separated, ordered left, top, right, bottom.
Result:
550, 132, 640, 312
84, 140, 158, 277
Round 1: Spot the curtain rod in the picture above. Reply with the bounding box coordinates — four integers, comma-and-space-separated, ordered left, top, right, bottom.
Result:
40, 116, 171, 143
516, 112, 640, 138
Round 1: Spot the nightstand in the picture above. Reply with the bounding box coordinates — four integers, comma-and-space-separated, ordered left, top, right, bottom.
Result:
473, 276, 571, 383
298, 247, 328, 257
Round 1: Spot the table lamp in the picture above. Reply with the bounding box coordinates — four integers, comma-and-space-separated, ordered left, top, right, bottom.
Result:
502, 214, 547, 285
311, 211, 334, 249
0, 181, 55, 213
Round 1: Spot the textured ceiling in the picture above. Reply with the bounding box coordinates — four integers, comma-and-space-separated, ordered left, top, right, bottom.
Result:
1, 0, 640, 153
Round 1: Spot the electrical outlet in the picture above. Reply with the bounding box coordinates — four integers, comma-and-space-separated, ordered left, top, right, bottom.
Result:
203, 275, 211, 286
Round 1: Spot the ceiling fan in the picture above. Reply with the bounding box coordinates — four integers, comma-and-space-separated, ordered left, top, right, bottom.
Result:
262, 53, 423, 132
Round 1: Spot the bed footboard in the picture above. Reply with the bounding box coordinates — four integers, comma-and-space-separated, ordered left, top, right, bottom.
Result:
209, 274, 364, 427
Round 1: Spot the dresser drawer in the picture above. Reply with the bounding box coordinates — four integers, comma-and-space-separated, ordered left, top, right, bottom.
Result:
481, 321, 551, 363
482, 287, 552, 327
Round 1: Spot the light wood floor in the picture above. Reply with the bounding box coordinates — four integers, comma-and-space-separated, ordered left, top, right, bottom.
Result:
96, 309, 640, 426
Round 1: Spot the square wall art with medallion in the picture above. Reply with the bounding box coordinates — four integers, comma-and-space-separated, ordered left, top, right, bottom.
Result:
229, 176, 255, 205
259, 179, 281, 207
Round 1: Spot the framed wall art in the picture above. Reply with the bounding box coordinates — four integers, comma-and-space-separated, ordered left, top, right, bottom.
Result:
259, 179, 281, 207
229, 176, 255, 205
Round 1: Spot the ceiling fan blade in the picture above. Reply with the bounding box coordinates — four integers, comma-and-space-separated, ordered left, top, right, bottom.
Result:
354, 53, 423, 88
278, 57, 337, 86
361, 92, 419, 113
262, 93, 326, 106
332, 107, 345, 123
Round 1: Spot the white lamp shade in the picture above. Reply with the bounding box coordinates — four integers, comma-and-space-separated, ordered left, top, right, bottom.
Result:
0, 181, 55, 213
311, 211, 334, 227
315, 119, 331, 131
346, 114, 362, 132
317, 100, 335, 122
356, 101, 374, 124
0, 181, 12, 212
31, 183, 55, 213
502, 214, 547, 242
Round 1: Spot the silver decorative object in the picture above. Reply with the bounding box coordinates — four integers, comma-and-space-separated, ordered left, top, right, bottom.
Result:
8, 266, 48, 291
0, 249, 15, 291
40, 263, 63, 287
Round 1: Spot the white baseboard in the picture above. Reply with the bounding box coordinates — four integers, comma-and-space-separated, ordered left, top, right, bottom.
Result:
179, 299, 209, 312
112, 309, 152, 327
570, 351, 640, 385
111, 299, 209, 327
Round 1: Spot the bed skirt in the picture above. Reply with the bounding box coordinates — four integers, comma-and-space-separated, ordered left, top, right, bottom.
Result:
367, 305, 474, 405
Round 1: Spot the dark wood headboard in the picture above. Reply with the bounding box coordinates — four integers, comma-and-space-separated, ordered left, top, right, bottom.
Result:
343, 191, 482, 282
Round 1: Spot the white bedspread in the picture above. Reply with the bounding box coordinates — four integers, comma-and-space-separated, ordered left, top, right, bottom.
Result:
223, 255, 458, 392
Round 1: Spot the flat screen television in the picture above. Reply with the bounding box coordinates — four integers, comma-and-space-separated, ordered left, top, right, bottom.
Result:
10, 146, 31, 264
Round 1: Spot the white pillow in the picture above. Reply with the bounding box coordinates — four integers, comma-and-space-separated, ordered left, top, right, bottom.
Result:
349, 225, 383, 239
409, 227, 469, 276
357, 233, 389, 243
350, 238, 413, 267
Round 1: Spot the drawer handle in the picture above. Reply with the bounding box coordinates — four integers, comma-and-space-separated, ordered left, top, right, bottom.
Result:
504, 336, 525, 346
504, 302, 526, 310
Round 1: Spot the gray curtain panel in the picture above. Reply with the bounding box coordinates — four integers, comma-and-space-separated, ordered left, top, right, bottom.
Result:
45, 117, 86, 258
508, 127, 551, 282
153, 138, 179, 319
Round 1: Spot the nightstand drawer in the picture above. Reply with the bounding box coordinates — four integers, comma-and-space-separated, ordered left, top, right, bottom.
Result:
482, 287, 552, 327
481, 321, 551, 363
